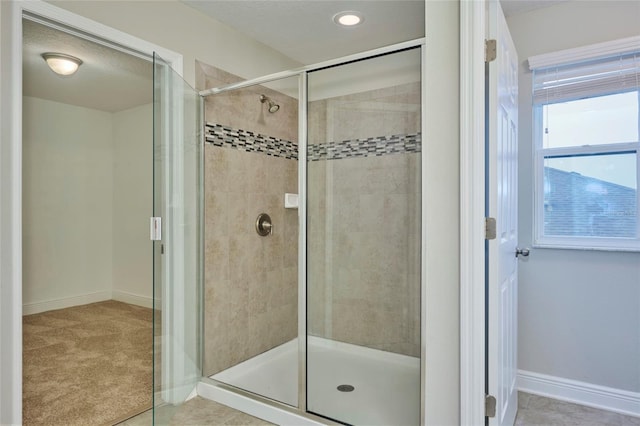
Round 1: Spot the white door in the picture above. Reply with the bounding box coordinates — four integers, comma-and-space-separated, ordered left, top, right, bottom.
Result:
487, 1, 519, 425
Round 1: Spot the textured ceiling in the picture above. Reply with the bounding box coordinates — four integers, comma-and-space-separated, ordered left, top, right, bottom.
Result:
182, 0, 425, 65
183, 0, 571, 66
501, 0, 571, 17
23, 19, 152, 113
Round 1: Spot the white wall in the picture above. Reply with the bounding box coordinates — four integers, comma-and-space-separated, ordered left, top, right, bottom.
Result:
48, 0, 302, 87
507, 0, 640, 394
112, 103, 153, 307
22, 96, 114, 313
22, 98, 153, 313
423, 1, 460, 424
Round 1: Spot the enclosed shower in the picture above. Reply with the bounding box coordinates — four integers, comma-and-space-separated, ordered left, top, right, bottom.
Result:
152, 40, 424, 425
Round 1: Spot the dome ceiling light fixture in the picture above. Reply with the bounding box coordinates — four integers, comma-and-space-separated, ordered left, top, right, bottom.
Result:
41, 53, 83, 76
333, 11, 364, 27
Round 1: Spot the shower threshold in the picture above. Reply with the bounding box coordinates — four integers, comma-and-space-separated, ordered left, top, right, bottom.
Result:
205, 337, 420, 425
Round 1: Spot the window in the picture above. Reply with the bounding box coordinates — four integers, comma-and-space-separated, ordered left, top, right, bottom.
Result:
532, 48, 640, 250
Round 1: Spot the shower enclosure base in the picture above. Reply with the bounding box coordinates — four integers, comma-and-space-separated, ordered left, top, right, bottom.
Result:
206, 337, 420, 425
197, 380, 323, 426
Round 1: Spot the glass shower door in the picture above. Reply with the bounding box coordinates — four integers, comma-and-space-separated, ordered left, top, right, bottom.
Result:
152, 53, 203, 424
306, 47, 423, 425
201, 75, 301, 408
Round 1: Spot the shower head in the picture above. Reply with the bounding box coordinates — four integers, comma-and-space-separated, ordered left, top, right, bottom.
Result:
260, 94, 280, 113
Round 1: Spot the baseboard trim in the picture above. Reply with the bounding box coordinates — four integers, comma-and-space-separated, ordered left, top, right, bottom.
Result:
22, 291, 112, 315
518, 370, 640, 418
112, 290, 153, 309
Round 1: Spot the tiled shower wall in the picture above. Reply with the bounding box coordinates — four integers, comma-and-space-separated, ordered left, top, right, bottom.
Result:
307, 82, 422, 357
197, 62, 298, 376
198, 57, 421, 370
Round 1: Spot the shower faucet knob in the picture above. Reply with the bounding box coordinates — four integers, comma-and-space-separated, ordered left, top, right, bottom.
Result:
256, 213, 273, 236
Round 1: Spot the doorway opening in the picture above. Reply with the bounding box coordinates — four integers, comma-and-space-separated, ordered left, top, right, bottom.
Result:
22, 17, 154, 425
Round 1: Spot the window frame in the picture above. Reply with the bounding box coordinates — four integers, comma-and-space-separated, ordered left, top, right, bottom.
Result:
533, 92, 640, 251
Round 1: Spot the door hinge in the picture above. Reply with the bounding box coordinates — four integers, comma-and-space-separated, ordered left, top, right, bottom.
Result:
485, 394, 497, 418
485, 39, 497, 63
485, 217, 497, 240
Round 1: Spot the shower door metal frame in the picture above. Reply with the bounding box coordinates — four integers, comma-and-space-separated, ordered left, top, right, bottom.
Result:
297, 70, 309, 413
199, 37, 427, 425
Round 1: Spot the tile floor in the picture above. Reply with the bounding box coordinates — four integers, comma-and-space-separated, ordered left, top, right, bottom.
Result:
120, 392, 640, 425
118, 397, 273, 426
516, 392, 640, 426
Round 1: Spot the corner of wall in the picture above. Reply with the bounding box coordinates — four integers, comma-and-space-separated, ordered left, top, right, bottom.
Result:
111, 103, 153, 307
422, 0, 461, 424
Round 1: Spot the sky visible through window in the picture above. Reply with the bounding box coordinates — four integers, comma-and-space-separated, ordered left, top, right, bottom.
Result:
543, 91, 638, 189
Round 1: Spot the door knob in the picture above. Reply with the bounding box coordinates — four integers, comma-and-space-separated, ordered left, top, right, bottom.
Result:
515, 247, 530, 258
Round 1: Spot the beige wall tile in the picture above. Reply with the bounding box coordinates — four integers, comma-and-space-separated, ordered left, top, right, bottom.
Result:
202, 62, 423, 373
307, 82, 421, 358
198, 61, 298, 144
200, 61, 299, 377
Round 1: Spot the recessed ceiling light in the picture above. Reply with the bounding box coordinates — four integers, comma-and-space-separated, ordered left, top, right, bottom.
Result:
41, 53, 83, 76
333, 11, 364, 27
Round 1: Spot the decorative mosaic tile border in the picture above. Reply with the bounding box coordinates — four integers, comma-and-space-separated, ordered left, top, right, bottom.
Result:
205, 123, 298, 160
205, 123, 421, 161
308, 133, 421, 161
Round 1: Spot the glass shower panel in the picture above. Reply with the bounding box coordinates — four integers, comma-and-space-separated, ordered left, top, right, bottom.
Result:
152, 53, 203, 424
306, 48, 422, 425
201, 75, 300, 407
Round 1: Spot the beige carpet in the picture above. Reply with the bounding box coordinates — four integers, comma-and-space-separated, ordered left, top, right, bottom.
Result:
23, 300, 153, 426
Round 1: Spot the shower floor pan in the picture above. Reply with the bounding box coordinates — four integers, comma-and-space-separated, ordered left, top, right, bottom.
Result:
209, 337, 420, 425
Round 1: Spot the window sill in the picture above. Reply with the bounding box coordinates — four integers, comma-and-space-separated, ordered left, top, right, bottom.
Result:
533, 240, 640, 253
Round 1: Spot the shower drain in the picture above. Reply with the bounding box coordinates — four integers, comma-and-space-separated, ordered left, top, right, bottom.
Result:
337, 384, 355, 392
